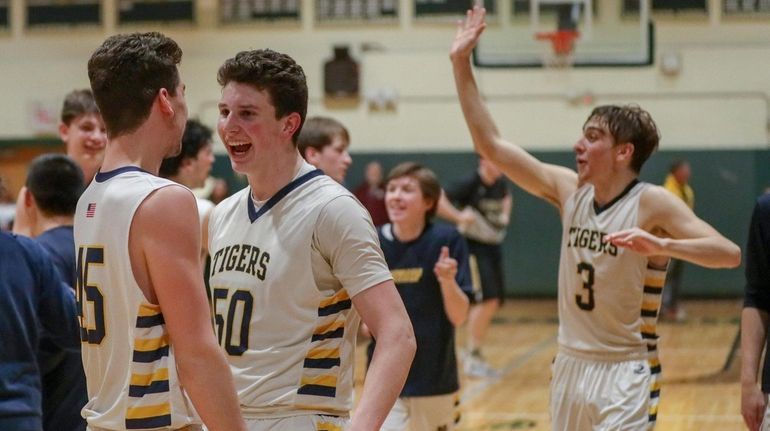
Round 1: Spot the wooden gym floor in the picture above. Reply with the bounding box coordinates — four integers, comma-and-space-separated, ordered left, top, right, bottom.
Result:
356, 299, 745, 431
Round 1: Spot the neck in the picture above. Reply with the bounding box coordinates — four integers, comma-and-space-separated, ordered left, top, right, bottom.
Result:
32, 214, 73, 237
592, 170, 638, 207
247, 148, 304, 201
393, 219, 426, 242
100, 126, 170, 176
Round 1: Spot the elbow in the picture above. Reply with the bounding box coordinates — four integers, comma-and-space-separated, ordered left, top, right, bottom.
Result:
711, 243, 741, 269
401, 322, 417, 360
727, 244, 742, 269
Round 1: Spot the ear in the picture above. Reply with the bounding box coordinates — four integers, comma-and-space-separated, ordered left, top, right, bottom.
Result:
22, 187, 34, 209
281, 112, 302, 141
424, 197, 437, 213
304, 146, 321, 164
58, 122, 70, 145
615, 142, 635, 165
180, 157, 195, 172
157, 88, 175, 117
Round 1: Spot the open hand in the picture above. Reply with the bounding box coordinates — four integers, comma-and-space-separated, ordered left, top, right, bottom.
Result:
450, 5, 487, 61
604, 228, 664, 256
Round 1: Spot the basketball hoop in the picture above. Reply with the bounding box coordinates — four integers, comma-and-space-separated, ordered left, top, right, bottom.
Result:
535, 29, 579, 68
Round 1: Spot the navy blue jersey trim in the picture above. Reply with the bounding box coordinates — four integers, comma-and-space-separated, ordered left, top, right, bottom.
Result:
128, 380, 170, 397
312, 327, 345, 342
125, 415, 172, 429
593, 179, 640, 215
304, 357, 341, 369
95, 166, 152, 183
643, 285, 663, 295
318, 299, 352, 317
297, 384, 337, 397
132, 346, 169, 363
136, 314, 165, 328
247, 169, 324, 223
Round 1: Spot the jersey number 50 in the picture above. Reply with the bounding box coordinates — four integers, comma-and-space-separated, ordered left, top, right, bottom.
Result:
76, 246, 106, 344
211, 287, 253, 356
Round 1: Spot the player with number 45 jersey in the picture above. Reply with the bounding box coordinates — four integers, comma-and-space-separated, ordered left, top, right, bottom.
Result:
74, 32, 245, 431
450, 6, 740, 430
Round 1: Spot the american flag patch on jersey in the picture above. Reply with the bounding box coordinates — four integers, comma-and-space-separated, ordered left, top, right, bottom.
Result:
86, 203, 96, 218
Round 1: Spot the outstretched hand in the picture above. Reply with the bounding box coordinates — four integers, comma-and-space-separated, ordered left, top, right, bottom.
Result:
434, 246, 458, 284
604, 228, 665, 257
450, 5, 487, 61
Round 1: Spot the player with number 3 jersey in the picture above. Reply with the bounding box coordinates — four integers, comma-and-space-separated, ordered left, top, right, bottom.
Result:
450, 6, 740, 430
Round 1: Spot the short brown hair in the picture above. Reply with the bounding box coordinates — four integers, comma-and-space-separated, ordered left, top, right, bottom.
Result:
297, 116, 350, 158
386, 162, 441, 223
61, 89, 99, 126
88, 32, 182, 138
217, 49, 308, 145
584, 105, 660, 173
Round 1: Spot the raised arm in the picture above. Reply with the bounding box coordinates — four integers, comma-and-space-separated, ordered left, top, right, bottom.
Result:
606, 186, 740, 268
434, 245, 471, 326
132, 186, 246, 431
450, 6, 578, 209
351, 282, 416, 430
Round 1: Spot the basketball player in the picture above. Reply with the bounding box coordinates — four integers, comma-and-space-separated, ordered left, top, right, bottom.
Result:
451, 7, 741, 429
75, 32, 245, 431
297, 116, 353, 184
211, 48, 416, 430
371, 162, 472, 431
160, 119, 216, 264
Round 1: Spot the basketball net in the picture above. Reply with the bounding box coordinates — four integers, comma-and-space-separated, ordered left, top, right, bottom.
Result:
535, 30, 579, 69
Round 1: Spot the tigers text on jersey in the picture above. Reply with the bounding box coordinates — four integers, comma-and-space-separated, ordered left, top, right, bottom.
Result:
558, 180, 668, 360
74, 167, 199, 430
207, 164, 392, 419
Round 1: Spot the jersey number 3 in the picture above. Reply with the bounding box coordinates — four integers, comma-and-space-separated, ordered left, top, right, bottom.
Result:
575, 262, 595, 311
76, 246, 106, 344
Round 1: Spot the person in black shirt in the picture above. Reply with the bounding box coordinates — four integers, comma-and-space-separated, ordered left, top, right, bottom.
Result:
439, 157, 512, 378
741, 193, 770, 431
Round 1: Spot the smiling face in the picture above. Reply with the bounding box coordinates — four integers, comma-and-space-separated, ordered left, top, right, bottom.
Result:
573, 119, 623, 184
60, 113, 107, 181
385, 175, 434, 228
217, 82, 291, 175
308, 134, 352, 183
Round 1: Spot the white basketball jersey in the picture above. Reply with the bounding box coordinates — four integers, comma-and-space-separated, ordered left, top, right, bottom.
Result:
74, 167, 199, 430
208, 163, 391, 419
196, 197, 214, 226
558, 181, 667, 360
